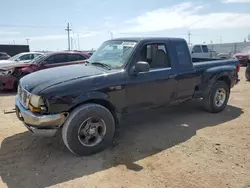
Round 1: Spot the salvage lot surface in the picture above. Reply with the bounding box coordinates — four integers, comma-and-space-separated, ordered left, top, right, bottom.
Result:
0, 68, 249, 188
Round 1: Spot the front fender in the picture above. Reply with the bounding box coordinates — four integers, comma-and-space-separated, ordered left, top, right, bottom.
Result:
47, 91, 113, 114
20, 67, 34, 74
72, 91, 110, 104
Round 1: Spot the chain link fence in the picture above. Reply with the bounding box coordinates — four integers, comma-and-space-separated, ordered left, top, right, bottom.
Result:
207, 42, 250, 57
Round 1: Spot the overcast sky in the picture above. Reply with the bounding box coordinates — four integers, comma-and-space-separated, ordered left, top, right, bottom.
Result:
0, 0, 250, 51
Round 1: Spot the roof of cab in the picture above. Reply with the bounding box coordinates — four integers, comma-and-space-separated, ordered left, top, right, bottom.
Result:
108, 37, 186, 43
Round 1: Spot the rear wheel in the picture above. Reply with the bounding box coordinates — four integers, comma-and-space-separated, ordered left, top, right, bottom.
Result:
62, 103, 115, 156
203, 81, 230, 113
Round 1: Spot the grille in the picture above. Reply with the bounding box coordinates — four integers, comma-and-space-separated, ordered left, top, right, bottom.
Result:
18, 85, 30, 109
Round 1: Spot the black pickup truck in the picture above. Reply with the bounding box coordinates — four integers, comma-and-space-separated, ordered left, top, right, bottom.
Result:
15, 37, 240, 156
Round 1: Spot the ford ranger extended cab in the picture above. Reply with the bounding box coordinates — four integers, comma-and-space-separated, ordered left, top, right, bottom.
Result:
15, 37, 240, 156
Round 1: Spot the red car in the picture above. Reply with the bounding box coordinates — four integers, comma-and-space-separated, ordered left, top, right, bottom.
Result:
0, 51, 90, 90
234, 47, 250, 66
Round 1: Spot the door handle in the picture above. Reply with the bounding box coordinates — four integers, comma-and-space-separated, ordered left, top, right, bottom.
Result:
169, 74, 177, 79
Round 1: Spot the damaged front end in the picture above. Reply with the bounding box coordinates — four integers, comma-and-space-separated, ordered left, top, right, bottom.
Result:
0, 68, 20, 90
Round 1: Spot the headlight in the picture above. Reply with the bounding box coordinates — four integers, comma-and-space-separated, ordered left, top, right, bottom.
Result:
29, 94, 44, 107
29, 94, 47, 113
0, 68, 14, 75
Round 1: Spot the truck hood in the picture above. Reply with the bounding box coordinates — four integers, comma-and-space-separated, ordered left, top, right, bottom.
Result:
20, 64, 106, 93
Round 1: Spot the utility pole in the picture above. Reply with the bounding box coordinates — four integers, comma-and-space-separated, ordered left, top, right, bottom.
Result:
65, 23, 71, 50
248, 34, 250, 41
188, 31, 191, 45
108, 30, 114, 39
26, 38, 29, 45
77, 34, 80, 50
71, 37, 74, 50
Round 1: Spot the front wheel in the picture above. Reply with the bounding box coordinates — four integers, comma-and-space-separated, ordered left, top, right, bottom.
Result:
62, 103, 115, 156
203, 81, 230, 113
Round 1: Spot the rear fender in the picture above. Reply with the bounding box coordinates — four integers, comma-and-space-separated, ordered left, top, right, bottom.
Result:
202, 65, 236, 94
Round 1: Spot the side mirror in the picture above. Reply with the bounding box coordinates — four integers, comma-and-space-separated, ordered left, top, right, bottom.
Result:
133, 61, 150, 73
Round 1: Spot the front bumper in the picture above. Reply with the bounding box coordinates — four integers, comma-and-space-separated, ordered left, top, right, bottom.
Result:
15, 96, 68, 136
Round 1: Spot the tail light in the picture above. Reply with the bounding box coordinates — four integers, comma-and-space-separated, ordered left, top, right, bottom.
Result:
236, 64, 240, 73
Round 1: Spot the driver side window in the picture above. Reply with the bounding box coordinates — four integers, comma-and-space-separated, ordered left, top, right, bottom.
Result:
139, 43, 171, 69
19, 54, 32, 61
192, 45, 202, 53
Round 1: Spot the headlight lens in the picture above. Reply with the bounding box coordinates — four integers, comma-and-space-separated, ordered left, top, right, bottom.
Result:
0, 68, 14, 75
29, 94, 44, 107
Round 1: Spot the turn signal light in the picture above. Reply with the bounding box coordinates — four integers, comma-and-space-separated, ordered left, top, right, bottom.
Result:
28, 104, 41, 113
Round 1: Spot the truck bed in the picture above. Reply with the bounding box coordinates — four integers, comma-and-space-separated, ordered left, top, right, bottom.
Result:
192, 57, 220, 63
193, 59, 239, 72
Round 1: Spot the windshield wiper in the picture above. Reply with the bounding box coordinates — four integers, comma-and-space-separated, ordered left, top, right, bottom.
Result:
90, 62, 112, 70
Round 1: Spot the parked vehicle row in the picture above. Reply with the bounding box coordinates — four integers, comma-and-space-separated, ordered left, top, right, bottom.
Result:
0, 52, 11, 60
234, 47, 250, 66
14, 37, 240, 156
0, 51, 90, 90
189, 44, 231, 60
5, 52, 44, 64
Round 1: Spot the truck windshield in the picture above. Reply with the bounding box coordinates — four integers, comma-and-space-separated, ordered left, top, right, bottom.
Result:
87, 40, 137, 69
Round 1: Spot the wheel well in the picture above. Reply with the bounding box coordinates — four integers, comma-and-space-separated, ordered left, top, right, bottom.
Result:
217, 76, 231, 88
72, 99, 120, 126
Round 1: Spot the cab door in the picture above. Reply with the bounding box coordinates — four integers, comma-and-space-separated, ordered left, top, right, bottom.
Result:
174, 41, 199, 100
125, 41, 178, 113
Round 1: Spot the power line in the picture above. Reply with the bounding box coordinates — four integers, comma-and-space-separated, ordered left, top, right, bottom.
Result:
0, 24, 64, 28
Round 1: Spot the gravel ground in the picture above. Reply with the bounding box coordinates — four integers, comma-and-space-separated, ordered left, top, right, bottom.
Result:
0, 68, 249, 188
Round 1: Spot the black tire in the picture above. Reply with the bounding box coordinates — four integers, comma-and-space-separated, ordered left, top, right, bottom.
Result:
245, 64, 250, 81
62, 103, 115, 156
203, 81, 230, 113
